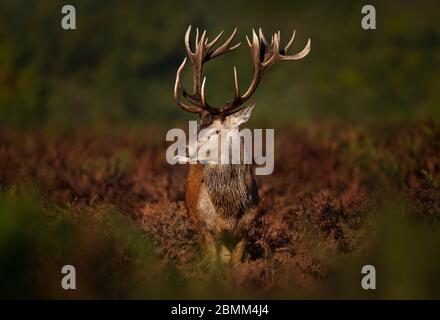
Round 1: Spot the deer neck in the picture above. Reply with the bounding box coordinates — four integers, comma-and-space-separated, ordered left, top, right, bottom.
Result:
202, 163, 257, 216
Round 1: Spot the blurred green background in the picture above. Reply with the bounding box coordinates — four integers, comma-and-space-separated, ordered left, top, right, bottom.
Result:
0, 0, 439, 130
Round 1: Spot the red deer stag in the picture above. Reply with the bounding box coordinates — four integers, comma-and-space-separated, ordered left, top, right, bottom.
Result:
174, 26, 310, 264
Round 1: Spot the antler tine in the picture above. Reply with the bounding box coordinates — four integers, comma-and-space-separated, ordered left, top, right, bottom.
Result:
258, 28, 269, 46
207, 28, 241, 60
251, 28, 261, 67
174, 58, 203, 114
262, 31, 280, 69
195, 28, 199, 49
233, 66, 240, 101
201, 77, 207, 106
195, 29, 207, 55
206, 30, 224, 49
284, 30, 296, 53
245, 35, 252, 47
199, 30, 207, 46
229, 42, 241, 51
184, 26, 195, 57
280, 38, 311, 60
240, 28, 262, 101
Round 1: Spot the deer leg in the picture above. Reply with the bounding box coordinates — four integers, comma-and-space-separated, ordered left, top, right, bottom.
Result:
219, 245, 232, 264
231, 238, 246, 264
204, 232, 218, 263
205, 234, 233, 265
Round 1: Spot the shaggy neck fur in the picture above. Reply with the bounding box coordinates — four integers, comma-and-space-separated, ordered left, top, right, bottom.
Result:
203, 163, 258, 219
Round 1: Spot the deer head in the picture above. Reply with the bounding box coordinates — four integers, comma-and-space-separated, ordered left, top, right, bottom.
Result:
174, 26, 311, 131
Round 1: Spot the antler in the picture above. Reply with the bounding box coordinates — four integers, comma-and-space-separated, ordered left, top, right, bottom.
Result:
174, 26, 241, 115
220, 28, 311, 115
174, 27, 311, 116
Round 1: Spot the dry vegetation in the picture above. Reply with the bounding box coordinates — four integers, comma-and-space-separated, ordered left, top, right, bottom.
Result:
1, 121, 440, 298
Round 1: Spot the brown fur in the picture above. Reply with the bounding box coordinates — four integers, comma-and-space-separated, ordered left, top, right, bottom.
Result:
184, 163, 203, 226
185, 161, 259, 252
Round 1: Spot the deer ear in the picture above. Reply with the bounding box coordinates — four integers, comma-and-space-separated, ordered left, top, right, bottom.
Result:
227, 104, 255, 127
198, 127, 217, 143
